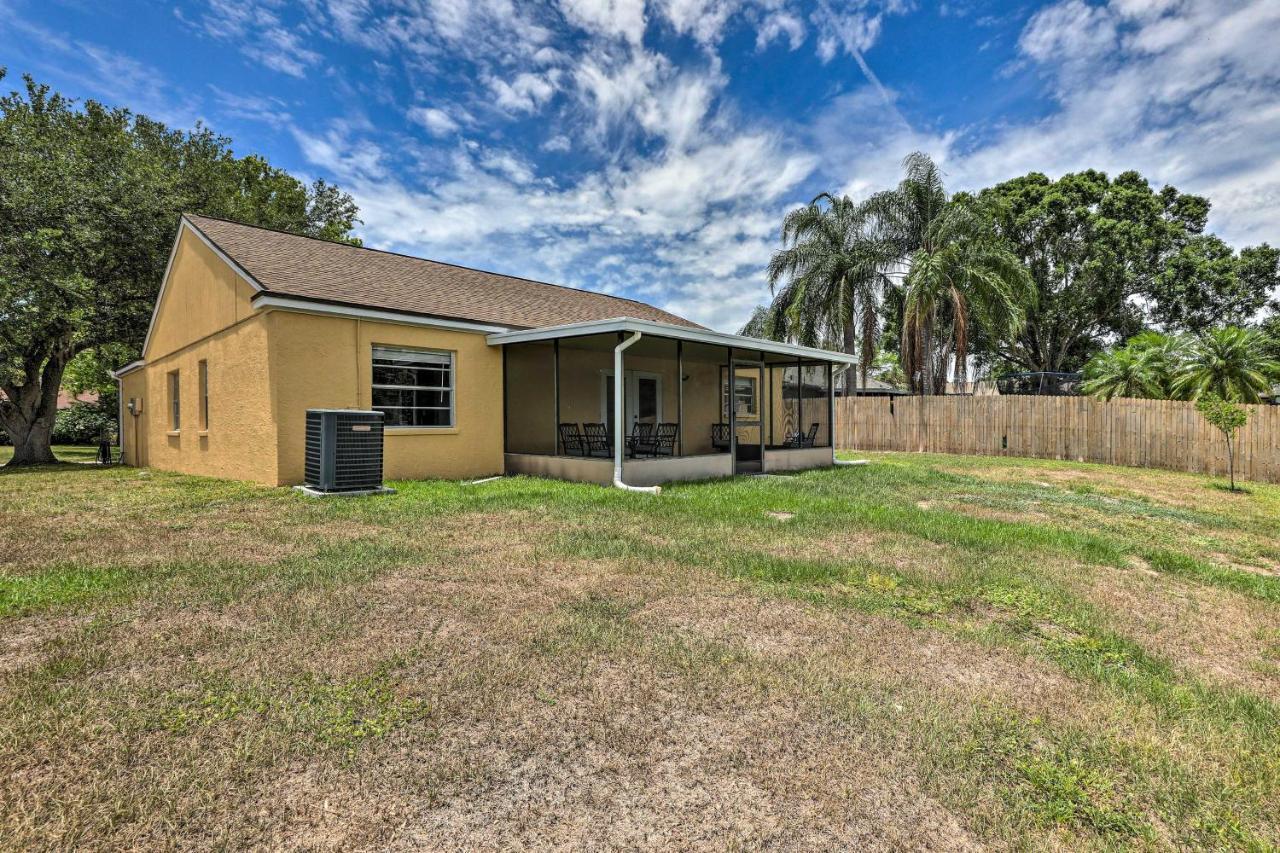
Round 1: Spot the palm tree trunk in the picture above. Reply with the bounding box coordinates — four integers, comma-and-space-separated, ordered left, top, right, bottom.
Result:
921, 314, 936, 396
842, 319, 857, 391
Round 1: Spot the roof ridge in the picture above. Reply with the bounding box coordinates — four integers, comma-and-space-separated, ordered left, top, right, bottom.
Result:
182, 212, 697, 323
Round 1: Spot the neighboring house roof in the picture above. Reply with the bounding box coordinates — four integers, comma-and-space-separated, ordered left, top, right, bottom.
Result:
57, 389, 99, 409
184, 214, 704, 331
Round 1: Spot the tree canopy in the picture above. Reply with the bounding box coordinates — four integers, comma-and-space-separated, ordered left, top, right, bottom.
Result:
0, 71, 361, 464
972, 170, 1278, 375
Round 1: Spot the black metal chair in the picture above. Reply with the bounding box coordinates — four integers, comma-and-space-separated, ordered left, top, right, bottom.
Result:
559, 423, 586, 456
800, 422, 819, 447
626, 422, 654, 457
636, 422, 678, 458
582, 423, 611, 457
711, 422, 731, 452
783, 422, 820, 448
651, 422, 678, 457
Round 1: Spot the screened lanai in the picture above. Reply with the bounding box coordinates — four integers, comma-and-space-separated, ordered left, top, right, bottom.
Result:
488, 318, 855, 488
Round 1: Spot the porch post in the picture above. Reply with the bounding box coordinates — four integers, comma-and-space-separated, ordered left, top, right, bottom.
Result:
795, 357, 802, 435
727, 347, 735, 466
767, 363, 774, 447
827, 362, 835, 449
501, 345, 508, 454
553, 339, 561, 454
676, 339, 684, 457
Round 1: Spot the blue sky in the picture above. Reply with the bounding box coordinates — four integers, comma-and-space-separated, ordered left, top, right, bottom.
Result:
3, 0, 1278, 331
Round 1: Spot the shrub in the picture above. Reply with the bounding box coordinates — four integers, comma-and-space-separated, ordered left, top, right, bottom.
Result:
52, 399, 117, 445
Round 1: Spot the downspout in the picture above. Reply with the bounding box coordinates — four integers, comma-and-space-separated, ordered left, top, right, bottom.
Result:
116, 375, 125, 462
613, 331, 661, 495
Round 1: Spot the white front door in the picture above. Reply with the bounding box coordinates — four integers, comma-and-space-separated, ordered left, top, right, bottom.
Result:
602, 371, 662, 435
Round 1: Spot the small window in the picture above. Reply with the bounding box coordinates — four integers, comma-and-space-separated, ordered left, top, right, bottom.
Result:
198, 360, 209, 429
168, 370, 181, 431
722, 372, 758, 420
371, 346, 454, 427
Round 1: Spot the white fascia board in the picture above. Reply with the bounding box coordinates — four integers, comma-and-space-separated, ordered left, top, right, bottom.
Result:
139, 216, 265, 358
252, 294, 515, 334
110, 359, 146, 379
486, 317, 858, 364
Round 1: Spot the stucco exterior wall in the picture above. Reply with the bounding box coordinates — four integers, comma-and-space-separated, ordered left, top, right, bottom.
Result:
119, 314, 277, 483
266, 311, 504, 484
119, 226, 277, 483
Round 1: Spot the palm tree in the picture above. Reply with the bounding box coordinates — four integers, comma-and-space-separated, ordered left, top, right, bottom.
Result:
1172, 326, 1280, 403
1080, 344, 1167, 401
862, 153, 1033, 394
1123, 330, 1186, 393
765, 193, 895, 386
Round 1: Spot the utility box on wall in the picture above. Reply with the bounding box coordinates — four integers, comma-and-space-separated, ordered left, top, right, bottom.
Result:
303, 409, 386, 493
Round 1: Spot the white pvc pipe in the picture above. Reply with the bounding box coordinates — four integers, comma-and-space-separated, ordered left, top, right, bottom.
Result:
613, 331, 661, 495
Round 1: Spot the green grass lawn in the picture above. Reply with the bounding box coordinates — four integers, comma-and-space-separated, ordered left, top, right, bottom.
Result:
0, 444, 101, 464
1, 452, 1278, 848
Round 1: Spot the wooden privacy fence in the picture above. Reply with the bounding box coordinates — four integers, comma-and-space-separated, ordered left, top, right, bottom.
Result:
835, 395, 1280, 484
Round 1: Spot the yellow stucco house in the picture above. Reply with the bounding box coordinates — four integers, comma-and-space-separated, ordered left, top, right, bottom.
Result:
115, 215, 854, 488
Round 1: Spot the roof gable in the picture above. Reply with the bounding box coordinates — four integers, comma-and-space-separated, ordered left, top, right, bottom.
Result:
183, 214, 704, 331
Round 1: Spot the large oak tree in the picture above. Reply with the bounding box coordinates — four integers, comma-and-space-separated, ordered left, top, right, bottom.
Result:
973, 170, 1278, 374
0, 72, 360, 465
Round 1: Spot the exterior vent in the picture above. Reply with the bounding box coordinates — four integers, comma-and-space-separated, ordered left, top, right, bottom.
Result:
304, 409, 385, 492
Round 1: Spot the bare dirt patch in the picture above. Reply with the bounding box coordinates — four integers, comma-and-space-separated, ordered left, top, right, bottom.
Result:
1082, 564, 1280, 701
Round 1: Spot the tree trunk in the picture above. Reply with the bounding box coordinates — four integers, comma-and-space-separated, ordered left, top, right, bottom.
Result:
841, 319, 858, 391
921, 315, 936, 396
6, 416, 58, 465
1, 341, 73, 467
1227, 435, 1236, 491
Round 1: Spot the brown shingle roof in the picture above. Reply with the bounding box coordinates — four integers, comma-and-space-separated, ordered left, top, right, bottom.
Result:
185, 214, 703, 330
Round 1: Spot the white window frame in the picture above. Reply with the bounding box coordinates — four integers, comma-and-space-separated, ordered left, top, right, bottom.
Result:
721, 371, 758, 421
371, 346, 455, 429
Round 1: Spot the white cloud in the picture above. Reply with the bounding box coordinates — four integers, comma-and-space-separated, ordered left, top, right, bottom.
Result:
556, 0, 648, 44
210, 85, 292, 126
755, 9, 806, 50
542, 134, 573, 152
181, 0, 322, 78
1018, 0, 1118, 63
407, 105, 460, 136
489, 71, 560, 114
655, 0, 738, 46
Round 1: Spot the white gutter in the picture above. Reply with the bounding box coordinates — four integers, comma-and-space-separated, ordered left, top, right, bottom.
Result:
109, 360, 146, 379
487, 317, 858, 365
613, 331, 661, 495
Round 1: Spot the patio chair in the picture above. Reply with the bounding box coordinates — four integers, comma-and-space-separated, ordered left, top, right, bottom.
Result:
783, 422, 819, 448
635, 422, 678, 458
559, 423, 586, 456
651, 422, 678, 457
582, 422, 612, 457
626, 421, 654, 457
710, 422, 731, 452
